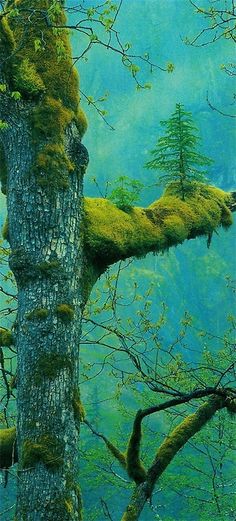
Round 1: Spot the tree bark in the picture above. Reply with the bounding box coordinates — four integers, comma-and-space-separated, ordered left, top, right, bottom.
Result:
0, 2, 86, 518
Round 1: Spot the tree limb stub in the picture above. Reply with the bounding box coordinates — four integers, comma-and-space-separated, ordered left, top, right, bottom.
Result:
84, 184, 235, 272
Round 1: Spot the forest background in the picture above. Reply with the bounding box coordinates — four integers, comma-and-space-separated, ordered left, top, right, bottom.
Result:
0, 0, 235, 520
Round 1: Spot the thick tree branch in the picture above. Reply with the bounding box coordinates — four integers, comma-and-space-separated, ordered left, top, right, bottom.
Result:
122, 392, 236, 521
84, 184, 235, 273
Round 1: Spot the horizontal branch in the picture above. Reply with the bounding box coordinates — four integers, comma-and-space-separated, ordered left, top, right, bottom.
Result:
84, 184, 235, 272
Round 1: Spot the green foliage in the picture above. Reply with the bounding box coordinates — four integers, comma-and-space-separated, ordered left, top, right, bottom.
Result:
145, 103, 213, 200
108, 176, 144, 211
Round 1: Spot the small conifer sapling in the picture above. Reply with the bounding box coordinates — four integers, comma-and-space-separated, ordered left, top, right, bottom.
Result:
145, 103, 213, 200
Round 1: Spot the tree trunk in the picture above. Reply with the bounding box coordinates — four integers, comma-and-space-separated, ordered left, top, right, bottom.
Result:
0, 3, 87, 517
4, 112, 84, 520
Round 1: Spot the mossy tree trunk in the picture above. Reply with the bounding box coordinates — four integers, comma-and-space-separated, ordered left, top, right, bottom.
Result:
0, 1, 87, 519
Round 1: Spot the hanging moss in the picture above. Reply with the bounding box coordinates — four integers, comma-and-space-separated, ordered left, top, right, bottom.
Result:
0, 426, 17, 468
56, 303, 75, 323
0, 327, 14, 346
34, 352, 72, 384
22, 434, 64, 470
72, 388, 86, 423
2, 217, 9, 241
26, 308, 49, 321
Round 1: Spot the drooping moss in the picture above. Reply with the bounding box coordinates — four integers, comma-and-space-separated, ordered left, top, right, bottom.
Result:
0, 327, 14, 346
22, 434, 64, 470
76, 107, 88, 138
26, 308, 49, 321
0, 426, 17, 468
56, 303, 75, 323
72, 388, 86, 423
34, 352, 72, 384
2, 217, 9, 241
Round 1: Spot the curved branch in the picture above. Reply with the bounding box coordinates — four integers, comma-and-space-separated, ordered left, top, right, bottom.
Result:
84, 184, 235, 272
122, 393, 236, 521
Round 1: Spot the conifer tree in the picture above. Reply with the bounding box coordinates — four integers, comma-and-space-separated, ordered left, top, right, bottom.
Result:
145, 103, 213, 200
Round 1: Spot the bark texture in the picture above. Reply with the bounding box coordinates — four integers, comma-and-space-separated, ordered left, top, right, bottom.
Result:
0, 2, 87, 518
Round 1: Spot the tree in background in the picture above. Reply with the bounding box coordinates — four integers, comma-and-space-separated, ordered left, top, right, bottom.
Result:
0, 1, 235, 520
145, 103, 213, 200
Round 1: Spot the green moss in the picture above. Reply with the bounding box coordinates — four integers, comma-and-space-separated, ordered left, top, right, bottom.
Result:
163, 215, 187, 245
84, 184, 233, 269
56, 303, 75, 323
0, 427, 17, 468
121, 506, 139, 521
2, 217, 9, 241
34, 352, 72, 384
152, 396, 225, 480
126, 413, 147, 484
9, 248, 37, 286
2, 1, 87, 192
73, 388, 85, 422
35, 143, 74, 190
26, 308, 49, 321
0, 144, 8, 194
37, 259, 60, 274
0, 327, 14, 346
76, 107, 88, 138
105, 439, 127, 469
0, 16, 15, 62
12, 57, 45, 97
22, 434, 64, 470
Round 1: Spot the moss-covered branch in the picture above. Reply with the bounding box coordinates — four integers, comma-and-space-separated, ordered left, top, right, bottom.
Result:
0, 426, 17, 468
84, 184, 234, 272
122, 392, 236, 521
